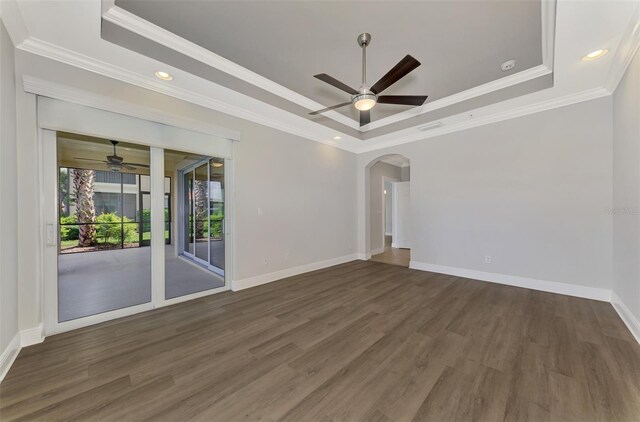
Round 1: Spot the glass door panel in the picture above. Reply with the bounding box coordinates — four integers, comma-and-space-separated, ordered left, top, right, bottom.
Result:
56, 135, 151, 323
209, 158, 225, 273
183, 171, 195, 255
194, 163, 209, 263
166, 151, 225, 300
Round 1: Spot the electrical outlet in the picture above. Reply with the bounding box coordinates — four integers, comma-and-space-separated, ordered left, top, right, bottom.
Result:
484, 255, 492, 264
257, 207, 263, 216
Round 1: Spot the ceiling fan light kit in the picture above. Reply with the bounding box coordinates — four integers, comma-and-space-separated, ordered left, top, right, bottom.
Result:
310, 33, 429, 127
74, 140, 150, 172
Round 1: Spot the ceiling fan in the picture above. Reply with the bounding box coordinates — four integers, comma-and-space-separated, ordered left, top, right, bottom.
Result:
310, 33, 428, 127
74, 140, 150, 172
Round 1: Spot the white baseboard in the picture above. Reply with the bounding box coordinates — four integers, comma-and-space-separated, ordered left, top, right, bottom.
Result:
232, 253, 359, 291
409, 261, 611, 302
385, 232, 392, 236
371, 247, 385, 256
611, 292, 640, 345
0, 333, 21, 383
20, 324, 44, 347
0, 324, 45, 383
391, 242, 410, 249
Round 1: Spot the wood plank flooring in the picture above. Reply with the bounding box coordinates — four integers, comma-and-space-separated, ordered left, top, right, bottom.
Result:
371, 236, 410, 267
1, 260, 640, 421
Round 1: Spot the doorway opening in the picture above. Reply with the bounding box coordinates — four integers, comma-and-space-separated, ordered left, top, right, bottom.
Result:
366, 154, 410, 267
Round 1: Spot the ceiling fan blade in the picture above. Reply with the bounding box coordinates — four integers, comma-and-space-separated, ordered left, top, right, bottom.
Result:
121, 164, 137, 170
360, 110, 371, 127
377, 95, 428, 106
309, 101, 353, 115
74, 158, 109, 163
314, 74, 358, 95
122, 162, 150, 168
370, 55, 421, 95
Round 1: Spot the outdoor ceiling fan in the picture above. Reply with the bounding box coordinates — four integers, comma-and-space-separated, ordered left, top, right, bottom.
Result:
310, 33, 428, 127
74, 140, 150, 172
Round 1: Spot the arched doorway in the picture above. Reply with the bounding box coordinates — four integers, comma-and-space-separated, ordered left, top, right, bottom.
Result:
363, 154, 411, 267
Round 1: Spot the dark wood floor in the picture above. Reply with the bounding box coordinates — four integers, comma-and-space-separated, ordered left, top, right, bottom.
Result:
2, 260, 640, 421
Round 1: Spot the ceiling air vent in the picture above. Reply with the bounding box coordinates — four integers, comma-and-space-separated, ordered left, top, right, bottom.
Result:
418, 122, 443, 132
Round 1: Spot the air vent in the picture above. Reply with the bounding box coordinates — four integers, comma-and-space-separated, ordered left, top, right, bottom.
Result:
418, 122, 444, 131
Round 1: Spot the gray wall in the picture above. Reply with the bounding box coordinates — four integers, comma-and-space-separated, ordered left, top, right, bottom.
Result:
359, 97, 613, 290
0, 21, 19, 358
369, 161, 401, 252
612, 46, 640, 322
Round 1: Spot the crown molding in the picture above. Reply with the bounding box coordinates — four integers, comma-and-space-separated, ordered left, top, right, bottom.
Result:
17, 37, 362, 153
103, 2, 556, 134
363, 64, 551, 131
604, 1, 640, 93
357, 87, 611, 153
22, 75, 241, 141
19, 50, 609, 157
102, 5, 360, 131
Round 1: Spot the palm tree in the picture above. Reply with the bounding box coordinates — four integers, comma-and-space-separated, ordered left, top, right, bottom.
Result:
194, 179, 208, 240
72, 169, 97, 246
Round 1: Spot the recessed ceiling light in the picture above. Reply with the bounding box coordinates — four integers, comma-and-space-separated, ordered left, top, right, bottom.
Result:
582, 49, 609, 61
155, 71, 173, 80
333, 136, 342, 140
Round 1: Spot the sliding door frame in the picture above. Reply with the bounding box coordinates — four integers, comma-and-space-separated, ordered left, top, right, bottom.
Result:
38, 98, 236, 336
177, 158, 225, 277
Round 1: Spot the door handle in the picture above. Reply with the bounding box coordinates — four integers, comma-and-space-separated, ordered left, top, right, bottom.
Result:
46, 223, 56, 246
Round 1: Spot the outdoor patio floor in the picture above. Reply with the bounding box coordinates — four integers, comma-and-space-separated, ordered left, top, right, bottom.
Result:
58, 245, 225, 322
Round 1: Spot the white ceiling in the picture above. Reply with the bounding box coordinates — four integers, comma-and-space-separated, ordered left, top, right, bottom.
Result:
3, 0, 640, 153
115, 0, 543, 122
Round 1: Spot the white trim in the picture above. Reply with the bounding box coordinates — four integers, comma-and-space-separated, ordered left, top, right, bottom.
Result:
150, 147, 165, 305
19, 53, 611, 156
20, 324, 44, 347
604, 2, 640, 93
1, 324, 46, 383
385, 232, 392, 236
23, 76, 240, 141
51, 303, 155, 336
371, 248, 385, 256
359, 87, 611, 153
611, 292, 640, 345
541, 0, 557, 71
17, 39, 361, 153
102, 5, 359, 130
365, 65, 551, 131
0, 333, 20, 383
102, 3, 556, 133
232, 254, 358, 291
409, 261, 612, 302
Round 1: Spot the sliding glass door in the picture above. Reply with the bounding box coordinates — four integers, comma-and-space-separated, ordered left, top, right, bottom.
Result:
179, 157, 225, 276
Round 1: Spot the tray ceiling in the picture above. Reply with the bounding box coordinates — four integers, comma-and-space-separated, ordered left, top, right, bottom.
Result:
111, 0, 545, 132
